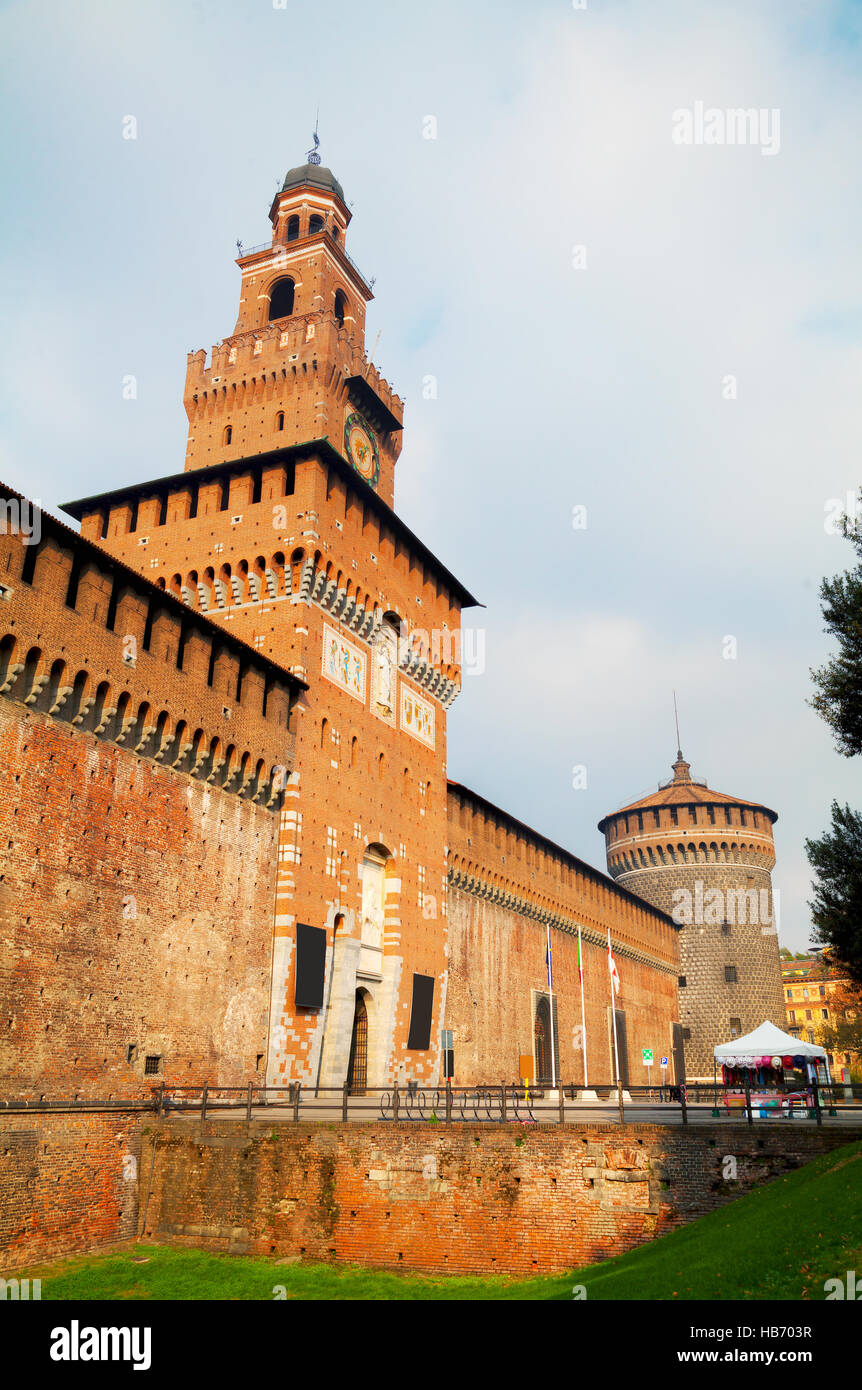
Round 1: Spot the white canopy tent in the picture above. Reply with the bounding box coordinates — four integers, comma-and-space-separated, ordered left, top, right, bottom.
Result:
714, 1019, 829, 1082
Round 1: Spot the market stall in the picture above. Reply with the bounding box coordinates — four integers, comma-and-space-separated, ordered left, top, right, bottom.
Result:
713, 1020, 829, 1117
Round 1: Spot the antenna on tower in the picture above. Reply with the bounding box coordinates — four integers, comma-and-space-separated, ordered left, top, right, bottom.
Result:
673, 690, 682, 758
307, 110, 321, 165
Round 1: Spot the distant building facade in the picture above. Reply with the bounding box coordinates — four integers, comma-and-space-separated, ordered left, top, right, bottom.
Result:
782, 953, 861, 1079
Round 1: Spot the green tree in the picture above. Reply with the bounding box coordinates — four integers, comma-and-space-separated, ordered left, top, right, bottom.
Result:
807, 505, 862, 990
809, 510, 862, 755
805, 804, 862, 988
814, 979, 862, 1055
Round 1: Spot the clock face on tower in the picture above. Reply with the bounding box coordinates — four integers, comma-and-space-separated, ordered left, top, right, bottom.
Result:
344, 411, 380, 489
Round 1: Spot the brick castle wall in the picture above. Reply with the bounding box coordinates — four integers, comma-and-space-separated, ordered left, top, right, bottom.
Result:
447, 890, 680, 1086
0, 514, 297, 1096
0, 702, 279, 1095
447, 784, 681, 1085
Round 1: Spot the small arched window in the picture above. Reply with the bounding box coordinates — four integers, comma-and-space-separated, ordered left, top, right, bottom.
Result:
223, 425, 232, 446
309, 214, 324, 235
0, 634, 16, 693
286, 215, 299, 242
334, 289, 347, 328
268, 277, 295, 321
275, 411, 285, 432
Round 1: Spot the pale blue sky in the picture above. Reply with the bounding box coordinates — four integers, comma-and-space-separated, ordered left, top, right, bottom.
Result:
2, 0, 861, 949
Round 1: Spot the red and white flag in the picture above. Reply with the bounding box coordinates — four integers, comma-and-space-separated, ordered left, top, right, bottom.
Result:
607, 929, 620, 995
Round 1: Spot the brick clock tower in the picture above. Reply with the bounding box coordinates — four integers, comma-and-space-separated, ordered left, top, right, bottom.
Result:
183, 159, 402, 509
598, 752, 786, 1080
63, 152, 478, 1092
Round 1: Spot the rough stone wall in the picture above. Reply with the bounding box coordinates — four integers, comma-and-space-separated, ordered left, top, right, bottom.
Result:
613, 863, 785, 1078
0, 1111, 142, 1268
137, 1118, 862, 1277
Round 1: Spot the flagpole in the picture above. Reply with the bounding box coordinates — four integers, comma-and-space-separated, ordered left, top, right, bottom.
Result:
608, 928, 621, 1095
546, 923, 557, 1090
578, 925, 589, 1089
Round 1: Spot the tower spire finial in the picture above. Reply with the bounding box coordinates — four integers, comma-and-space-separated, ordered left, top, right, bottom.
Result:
670, 691, 691, 782
307, 110, 321, 166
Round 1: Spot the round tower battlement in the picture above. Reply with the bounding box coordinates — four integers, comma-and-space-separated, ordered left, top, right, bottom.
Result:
598, 751, 777, 884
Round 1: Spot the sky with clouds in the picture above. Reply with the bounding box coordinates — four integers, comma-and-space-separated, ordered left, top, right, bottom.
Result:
2, 0, 861, 950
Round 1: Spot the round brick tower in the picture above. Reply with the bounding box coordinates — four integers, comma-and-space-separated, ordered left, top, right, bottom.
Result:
597, 752, 786, 1080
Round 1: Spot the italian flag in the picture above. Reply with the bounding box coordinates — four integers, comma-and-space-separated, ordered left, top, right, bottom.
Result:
607, 929, 621, 995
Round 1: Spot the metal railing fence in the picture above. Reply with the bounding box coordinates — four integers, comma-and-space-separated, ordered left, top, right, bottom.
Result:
3, 1078, 861, 1127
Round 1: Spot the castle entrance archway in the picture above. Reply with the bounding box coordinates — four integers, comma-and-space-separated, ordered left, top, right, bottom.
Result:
347, 989, 369, 1094
534, 997, 550, 1084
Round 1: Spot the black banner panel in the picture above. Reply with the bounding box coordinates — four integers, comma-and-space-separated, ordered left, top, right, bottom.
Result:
407, 973, 435, 1050
295, 922, 326, 1008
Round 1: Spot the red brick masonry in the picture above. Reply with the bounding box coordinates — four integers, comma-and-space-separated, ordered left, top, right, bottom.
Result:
136, 1119, 861, 1277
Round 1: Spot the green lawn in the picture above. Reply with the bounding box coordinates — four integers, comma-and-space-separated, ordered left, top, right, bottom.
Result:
18, 1139, 862, 1301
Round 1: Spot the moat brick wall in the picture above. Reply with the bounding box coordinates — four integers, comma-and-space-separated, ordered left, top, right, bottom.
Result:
0, 1110, 142, 1268
138, 1119, 862, 1277
447, 785, 681, 1085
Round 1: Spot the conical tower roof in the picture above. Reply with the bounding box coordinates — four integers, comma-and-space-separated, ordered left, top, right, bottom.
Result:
597, 751, 777, 832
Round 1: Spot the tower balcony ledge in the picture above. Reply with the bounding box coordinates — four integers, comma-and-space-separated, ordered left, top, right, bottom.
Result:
236, 231, 373, 296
